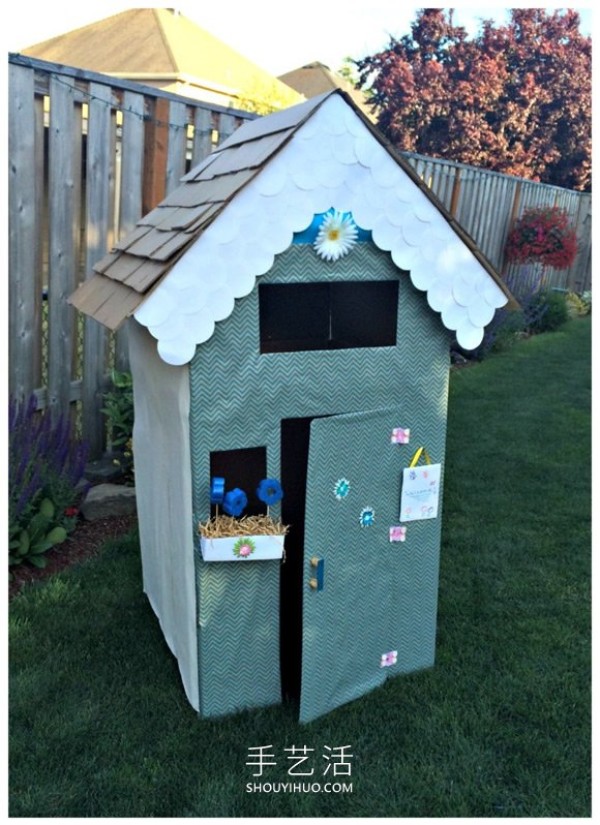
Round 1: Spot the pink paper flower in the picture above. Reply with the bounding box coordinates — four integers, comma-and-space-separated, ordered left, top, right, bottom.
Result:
233, 537, 256, 559
380, 650, 398, 667
391, 427, 410, 444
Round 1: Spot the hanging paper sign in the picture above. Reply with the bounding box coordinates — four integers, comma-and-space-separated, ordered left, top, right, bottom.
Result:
399, 448, 441, 522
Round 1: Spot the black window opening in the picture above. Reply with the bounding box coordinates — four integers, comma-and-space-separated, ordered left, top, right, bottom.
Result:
259, 280, 399, 354
209, 447, 267, 517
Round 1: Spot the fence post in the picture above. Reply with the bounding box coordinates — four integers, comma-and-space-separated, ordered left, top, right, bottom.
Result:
165, 100, 188, 194
449, 168, 462, 217
47, 73, 77, 420
8, 63, 38, 403
216, 112, 237, 145
82, 83, 114, 456
502, 180, 523, 271
568, 193, 592, 293
192, 108, 214, 167
115, 90, 146, 373
143, 97, 170, 214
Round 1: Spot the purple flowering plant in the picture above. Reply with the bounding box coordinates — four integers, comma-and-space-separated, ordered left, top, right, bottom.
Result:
9, 395, 89, 570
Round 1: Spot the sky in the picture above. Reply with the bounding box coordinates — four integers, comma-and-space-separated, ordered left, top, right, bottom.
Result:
3, 2, 594, 77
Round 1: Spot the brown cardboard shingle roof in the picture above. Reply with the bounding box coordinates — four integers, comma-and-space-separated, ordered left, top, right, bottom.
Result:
69, 94, 328, 328
69, 90, 516, 331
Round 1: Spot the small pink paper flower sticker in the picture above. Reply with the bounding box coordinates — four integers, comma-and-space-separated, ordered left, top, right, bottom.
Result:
389, 526, 407, 543
380, 650, 398, 668
391, 427, 410, 444
233, 537, 256, 558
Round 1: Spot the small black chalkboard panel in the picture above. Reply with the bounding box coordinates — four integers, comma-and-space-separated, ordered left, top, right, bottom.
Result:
259, 281, 398, 353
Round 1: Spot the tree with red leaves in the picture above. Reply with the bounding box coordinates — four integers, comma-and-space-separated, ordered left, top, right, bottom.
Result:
355, 8, 591, 191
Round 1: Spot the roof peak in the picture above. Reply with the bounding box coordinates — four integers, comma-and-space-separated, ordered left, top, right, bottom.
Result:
71, 92, 513, 363
22, 8, 303, 108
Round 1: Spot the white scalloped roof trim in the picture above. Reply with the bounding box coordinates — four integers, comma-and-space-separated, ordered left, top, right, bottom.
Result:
134, 94, 508, 365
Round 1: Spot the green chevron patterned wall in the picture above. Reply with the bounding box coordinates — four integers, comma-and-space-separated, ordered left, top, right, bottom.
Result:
189, 241, 450, 720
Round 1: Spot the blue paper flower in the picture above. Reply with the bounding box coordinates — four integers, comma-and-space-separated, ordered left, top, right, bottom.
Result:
210, 477, 225, 506
333, 478, 350, 500
223, 488, 248, 517
256, 478, 284, 506
359, 507, 375, 527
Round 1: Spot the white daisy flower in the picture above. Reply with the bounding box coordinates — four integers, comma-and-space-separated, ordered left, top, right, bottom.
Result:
314, 211, 358, 262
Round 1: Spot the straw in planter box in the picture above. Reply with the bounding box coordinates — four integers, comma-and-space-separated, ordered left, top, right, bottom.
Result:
199, 477, 288, 562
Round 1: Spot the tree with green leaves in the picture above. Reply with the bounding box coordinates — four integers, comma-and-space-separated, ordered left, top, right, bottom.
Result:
354, 8, 591, 190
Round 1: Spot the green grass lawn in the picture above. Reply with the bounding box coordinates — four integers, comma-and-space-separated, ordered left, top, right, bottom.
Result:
9, 318, 591, 817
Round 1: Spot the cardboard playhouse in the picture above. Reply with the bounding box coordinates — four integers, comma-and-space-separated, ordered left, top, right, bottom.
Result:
70, 90, 515, 724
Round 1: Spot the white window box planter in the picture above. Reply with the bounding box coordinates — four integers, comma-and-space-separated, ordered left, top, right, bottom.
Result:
199, 534, 285, 562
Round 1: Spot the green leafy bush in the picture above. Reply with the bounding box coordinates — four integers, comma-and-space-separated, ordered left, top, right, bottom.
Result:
468, 282, 542, 360
9, 498, 69, 569
102, 370, 134, 449
465, 283, 573, 362
102, 370, 134, 480
476, 308, 527, 358
9, 396, 88, 572
526, 289, 569, 333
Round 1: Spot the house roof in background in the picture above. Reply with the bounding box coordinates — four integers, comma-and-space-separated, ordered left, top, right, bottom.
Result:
69, 89, 515, 364
22, 8, 302, 105
278, 61, 376, 121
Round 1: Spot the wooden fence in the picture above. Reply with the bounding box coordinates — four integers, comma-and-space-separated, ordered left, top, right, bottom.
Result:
9, 53, 592, 457
8, 53, 257, 455
402, 152, 592, 296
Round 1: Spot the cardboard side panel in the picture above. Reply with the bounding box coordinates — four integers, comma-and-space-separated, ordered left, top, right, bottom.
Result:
128, 320, 199, 710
